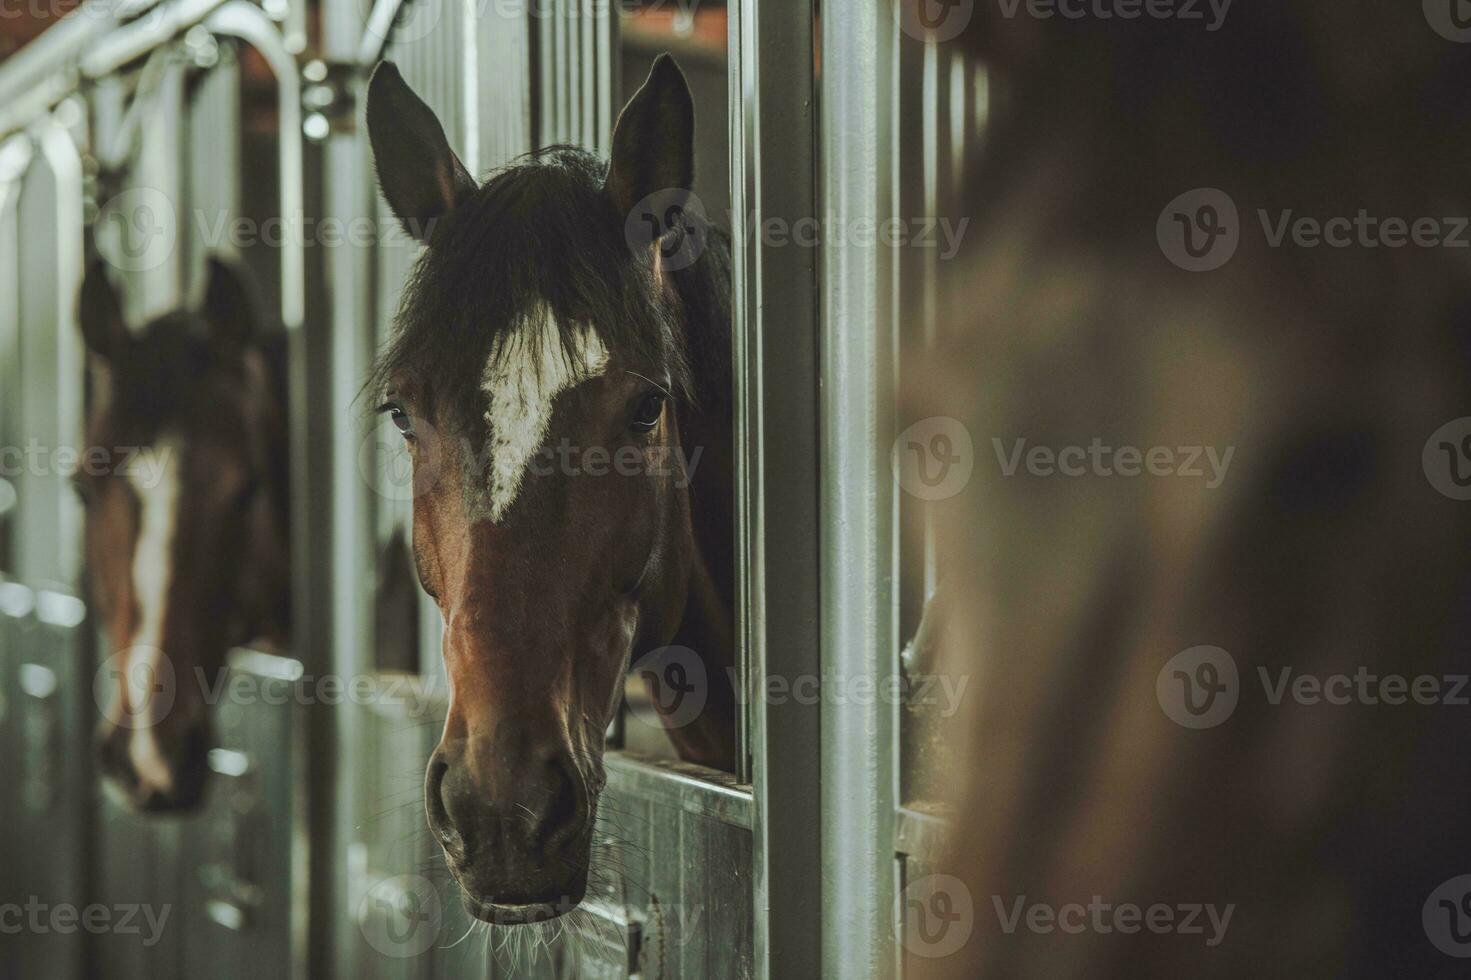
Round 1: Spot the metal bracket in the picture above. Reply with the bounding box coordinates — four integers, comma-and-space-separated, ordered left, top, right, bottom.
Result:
300, 59, 360, 141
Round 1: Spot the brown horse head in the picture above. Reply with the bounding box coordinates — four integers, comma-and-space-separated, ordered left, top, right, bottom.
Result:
79, 256, 289, 811
366, 55, 736, 923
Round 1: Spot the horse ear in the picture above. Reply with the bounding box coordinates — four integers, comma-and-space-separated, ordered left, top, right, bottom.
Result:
78, 259, 130, 361
366, 61, 476, 242
604, 54, 695, 219
202, 254, 261, 348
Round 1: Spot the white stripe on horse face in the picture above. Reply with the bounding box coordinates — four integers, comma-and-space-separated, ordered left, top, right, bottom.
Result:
480, 307, 609, 522
124, 439, 181, 795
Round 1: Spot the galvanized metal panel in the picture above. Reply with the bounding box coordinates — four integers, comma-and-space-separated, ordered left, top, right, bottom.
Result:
15, 120, 85, 589
729, 0, 823, 975
4, 594, 92, 980
93, 790, 184, 980
819, 2, 901, 976
0, 137, 28, 574
183, 48, 241, 272
537, 0, 613, 154
179, 650, 311, 980
599, 755, 754, 980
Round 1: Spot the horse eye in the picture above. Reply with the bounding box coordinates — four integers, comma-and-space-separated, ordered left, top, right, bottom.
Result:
629, 392, 666, 433
381, 402, 414, 438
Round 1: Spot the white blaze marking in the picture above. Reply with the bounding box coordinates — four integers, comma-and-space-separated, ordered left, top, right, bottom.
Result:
480, 307, 609, 521
124, 440, 180, 794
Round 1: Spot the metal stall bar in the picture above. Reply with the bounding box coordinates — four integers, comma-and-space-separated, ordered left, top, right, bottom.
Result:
90, 56, 193, 980
204, 3, 305, 330
18, 114, 86, 592
0, 136, 31, 571
537, 0, 614, 154
199, 12, 314, 980
0, 0, 232, 139
819, 2, 900, 977
0, 0, 158, 137
318, 1, 386, 975
730, 0, 823, 976
0, 133, 33, 979
5, 106, 90, 980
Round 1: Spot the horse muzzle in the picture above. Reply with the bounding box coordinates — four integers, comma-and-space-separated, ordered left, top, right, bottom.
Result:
425, 738, 594, 923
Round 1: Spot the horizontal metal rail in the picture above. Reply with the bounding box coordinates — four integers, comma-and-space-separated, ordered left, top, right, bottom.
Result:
0, 0, 229, 137
605, 751, 754, 830
355, 0, 406, 66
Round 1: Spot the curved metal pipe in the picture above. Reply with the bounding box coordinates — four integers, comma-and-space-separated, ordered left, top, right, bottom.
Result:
204, 1, 305, 331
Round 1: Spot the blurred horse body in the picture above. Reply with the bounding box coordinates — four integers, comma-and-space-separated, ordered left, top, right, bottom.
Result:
908, 4, 1471, 976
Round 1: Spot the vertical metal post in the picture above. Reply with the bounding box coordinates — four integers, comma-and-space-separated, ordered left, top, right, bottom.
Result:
320, 0, 378, 973
134, 56, 186, 320
204, 10, 313, 979
18, 117, 85, 590
0, 136, 32, 576
731, 0, 823, 976
819, 2, 900, 977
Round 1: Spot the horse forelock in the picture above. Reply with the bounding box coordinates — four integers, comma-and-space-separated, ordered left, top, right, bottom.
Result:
368, 146, 697, 514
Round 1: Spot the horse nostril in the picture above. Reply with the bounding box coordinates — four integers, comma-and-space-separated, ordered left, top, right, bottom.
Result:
425, 756, 462, 858
541, 757, 587, 854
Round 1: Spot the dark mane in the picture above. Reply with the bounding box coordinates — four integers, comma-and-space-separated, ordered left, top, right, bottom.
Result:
87, 312, 286, 442
100, 313, 216, 439
665, 222, 732, 414
367, 145, 718, 432
79, 307, 291, 556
